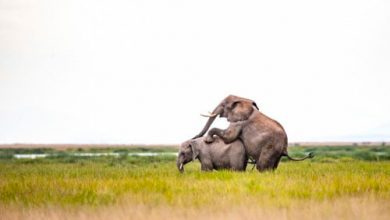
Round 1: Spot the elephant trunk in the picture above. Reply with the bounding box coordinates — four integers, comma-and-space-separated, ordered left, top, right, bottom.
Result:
176, 156, 184, 172
193, 104, 224, 139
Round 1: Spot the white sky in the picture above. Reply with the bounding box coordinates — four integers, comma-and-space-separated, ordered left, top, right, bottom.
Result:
1, 0, 390, 144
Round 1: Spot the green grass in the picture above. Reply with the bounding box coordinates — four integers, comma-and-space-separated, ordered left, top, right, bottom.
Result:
0, 146, 390, 209
286, 145, 390, 161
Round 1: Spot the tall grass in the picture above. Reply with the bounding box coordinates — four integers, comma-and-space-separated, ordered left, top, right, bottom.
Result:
1, 158, 389, 207
0, 146, 389, 219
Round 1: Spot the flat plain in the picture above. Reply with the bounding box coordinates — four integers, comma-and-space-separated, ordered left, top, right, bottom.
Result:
0, 145, 389, 220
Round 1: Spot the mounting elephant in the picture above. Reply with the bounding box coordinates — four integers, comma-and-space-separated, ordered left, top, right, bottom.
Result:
193, 95, 313, 172
177, 136, 248, 172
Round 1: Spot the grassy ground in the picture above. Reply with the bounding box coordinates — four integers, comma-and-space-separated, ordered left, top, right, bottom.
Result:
0, 146, 390, 220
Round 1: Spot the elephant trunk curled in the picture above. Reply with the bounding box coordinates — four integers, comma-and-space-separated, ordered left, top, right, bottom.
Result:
193, 104, 224, 139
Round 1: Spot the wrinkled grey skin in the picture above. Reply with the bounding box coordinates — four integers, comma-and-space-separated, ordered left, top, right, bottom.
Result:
194, 95, 313, 172
177, 136, 248, 172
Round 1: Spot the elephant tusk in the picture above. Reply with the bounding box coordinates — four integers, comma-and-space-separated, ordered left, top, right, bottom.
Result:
179, 163, 183, 170
200, 112, 218, 117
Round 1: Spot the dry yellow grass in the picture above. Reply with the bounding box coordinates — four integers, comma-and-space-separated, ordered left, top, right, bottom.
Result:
1, 196, 389, 220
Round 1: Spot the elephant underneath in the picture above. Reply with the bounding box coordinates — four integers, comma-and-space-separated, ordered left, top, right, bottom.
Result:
177, 136, 248, 172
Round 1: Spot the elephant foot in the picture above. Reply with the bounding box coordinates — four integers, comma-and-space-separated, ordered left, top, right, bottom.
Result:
204, 135, 215, 143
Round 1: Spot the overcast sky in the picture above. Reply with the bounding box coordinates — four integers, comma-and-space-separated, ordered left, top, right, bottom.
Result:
1, 0, 389, 144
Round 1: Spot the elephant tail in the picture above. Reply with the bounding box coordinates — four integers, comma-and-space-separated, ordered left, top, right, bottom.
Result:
282, 152, 314, 161
247, 157, 257, 171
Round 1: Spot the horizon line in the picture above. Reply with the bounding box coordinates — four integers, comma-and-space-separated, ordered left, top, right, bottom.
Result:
0, 141, 389, 149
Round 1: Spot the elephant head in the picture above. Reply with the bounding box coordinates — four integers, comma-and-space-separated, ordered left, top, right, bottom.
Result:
193, 95, 258, 139
176, 140, 199, 172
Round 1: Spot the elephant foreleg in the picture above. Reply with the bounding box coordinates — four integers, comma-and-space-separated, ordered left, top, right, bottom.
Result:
205, 123, 242, 144
200, 160, 213, 171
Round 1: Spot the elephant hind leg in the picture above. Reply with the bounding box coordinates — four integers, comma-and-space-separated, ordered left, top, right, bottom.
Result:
256, 147, 281, 172
272, 154, 282, 169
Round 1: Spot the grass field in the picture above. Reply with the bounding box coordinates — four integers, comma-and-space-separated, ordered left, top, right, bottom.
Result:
0, 145, 390, 220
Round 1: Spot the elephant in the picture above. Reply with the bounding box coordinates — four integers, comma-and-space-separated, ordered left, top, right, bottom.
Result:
176, 136, 248, 172
193, 95, 313, 172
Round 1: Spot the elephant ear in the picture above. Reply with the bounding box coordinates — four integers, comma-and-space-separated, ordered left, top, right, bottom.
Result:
227, 98, 255, 122
190, 142, 200, 161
